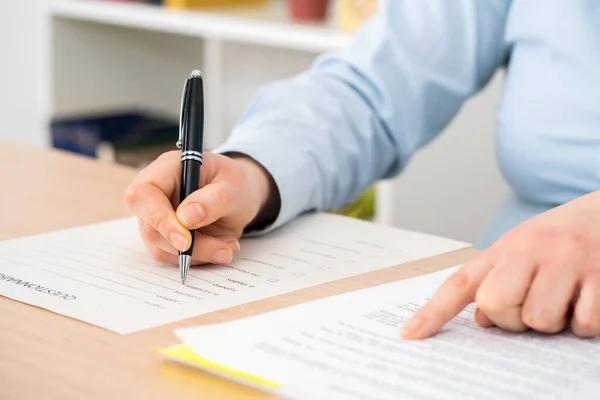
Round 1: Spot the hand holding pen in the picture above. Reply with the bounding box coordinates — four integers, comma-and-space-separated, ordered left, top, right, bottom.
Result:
124, 70, 278, 283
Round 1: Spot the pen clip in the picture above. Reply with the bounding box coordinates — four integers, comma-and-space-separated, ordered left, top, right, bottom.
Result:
177, 77, 191, 149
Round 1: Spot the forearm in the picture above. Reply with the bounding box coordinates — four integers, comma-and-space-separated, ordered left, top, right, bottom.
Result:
215, 70, 398, 234
214, 0, 511, 234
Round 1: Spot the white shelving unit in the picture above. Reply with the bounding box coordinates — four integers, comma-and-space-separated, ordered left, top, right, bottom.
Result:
41, 0, 398, 225
49, 0, 351, 52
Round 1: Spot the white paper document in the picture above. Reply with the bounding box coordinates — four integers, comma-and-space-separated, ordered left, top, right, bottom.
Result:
174, 267, 600, 400
0, 213, 467, 334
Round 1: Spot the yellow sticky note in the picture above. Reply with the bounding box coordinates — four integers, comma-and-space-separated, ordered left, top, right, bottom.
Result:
159, 344, 281, 390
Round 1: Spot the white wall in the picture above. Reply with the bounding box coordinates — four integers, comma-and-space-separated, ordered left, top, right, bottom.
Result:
0, 0, 46, 147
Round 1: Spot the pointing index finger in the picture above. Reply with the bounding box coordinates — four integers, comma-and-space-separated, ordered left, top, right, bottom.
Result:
400, 258, 494, 339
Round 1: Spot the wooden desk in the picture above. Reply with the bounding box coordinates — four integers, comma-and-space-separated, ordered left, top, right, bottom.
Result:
0, 141, 478, 400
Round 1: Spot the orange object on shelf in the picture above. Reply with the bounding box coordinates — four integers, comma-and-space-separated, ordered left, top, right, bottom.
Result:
337, 0, 377, 32
164, 0, 267, 9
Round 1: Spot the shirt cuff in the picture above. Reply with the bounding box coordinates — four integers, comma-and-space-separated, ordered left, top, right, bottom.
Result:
211, 134, 317, 236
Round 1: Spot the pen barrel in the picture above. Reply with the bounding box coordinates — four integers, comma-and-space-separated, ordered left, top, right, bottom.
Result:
181, 77, 205, 152
179, 74, 205, 257
180, 159, 200, 257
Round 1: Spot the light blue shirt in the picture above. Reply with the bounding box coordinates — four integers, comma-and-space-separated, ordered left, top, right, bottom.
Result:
215, 0, 600, 249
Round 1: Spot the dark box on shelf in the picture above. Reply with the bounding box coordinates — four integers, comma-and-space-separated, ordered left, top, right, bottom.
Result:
50, 109, 178, 167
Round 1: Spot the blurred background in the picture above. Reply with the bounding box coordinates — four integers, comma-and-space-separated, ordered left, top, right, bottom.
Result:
0, 0, 508, 244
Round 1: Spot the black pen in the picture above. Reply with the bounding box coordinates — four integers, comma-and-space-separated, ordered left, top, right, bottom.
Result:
177, 69, 205, 285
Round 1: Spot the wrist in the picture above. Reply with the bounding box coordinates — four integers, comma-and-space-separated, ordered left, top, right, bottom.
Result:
233, 156, 271, 210
225, 152, 281, 230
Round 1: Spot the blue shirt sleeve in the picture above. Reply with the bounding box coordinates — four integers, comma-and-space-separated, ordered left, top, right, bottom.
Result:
213, 0, 512, 233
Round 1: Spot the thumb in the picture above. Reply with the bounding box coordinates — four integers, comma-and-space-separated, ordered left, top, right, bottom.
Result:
176, 181, 236, 230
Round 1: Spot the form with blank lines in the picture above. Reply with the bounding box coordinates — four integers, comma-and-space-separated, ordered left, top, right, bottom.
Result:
0, 213, 468, 334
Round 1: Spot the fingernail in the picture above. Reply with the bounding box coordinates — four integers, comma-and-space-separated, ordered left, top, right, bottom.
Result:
170, 232, 187, 251
212, 249, 233, 264
228, 239, 241, 252
400, 314, 425, 338
179, 203, 205, 228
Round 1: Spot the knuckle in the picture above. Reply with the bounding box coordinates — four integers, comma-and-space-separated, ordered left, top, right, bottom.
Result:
497, 228, 520, 246
509, 226, 586, 262
521, 308, 560, 333
513, 234, 539, 254
530, 226, 558, 242
149, 246, 168, 263
203, 151, 216, 162
140, 222, 160, 243
445, 269, 470, 290
542, 227, 589, 265
475, 290, 505, 314
563, 228, 590, 254
496, 226, 532, 249
574, 314, 600, 336
151, 210, 170, 233
124, 184, 142, 208
210, 185, 230, 209
156, 150, 178, 163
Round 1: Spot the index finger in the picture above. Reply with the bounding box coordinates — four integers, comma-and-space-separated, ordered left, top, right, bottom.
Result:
400, 258, 494, 340
124, 151, 191, 251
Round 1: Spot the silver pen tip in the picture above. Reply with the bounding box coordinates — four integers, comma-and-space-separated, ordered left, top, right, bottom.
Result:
179, 254, 191, 285
190, 69, 203, 78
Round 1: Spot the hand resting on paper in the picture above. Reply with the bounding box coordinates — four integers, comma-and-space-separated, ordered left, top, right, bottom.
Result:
402, 191, 600, 340
124, 151, 278, 265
